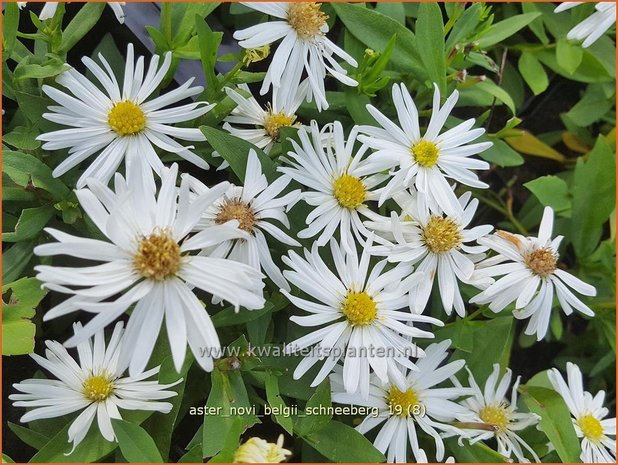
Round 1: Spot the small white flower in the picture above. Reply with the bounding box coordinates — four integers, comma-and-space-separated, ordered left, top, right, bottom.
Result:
283, 237, 443, 398
190, 149, 301, 292
470, 207, 597, 340
279, 121, 388, 253
548, 362, 616, 463
555, 2, 616, 48
358, 83, 492, 215
34, 162, 265, 376
453, 364, 540, 462
233, 2, 358, 111
38, 43, 212, 187
233, 434, 292, 463
17, 2, 126, 23
330, 340, 471, 463
366, 190, 492, 316
9, 322, 180, 453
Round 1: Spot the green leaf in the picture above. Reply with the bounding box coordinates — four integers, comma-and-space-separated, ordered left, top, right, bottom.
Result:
178, 445, 203, 463
445, 437, 507, 462
571, 137, 616, 257
474, 79, 516, 114
525, 176, 571, 216
202, 369, 234, 458
332, 2, 425, 77
304, 421, 385, 462
519, 385, 581, 463
196, 17, 223, 97
13, 56, 69, 81
2, 3, 20, 62
200, 126, 278, 181
58, 3, 106, 53
416, 3, 446, 93
2, 241, 35, 284
212, 300, 279, 328
565, 84, 615, 127
7, 422, 50, 449
3, 126, 41, 150
556, 39, 584, 75
445, 2, 482, 50
477, 12, 541, 48
113, 420, 164, 463
2, 277, 47, 356
518, 53, 549, 95
295, 379, 332, 437
172, 3, 221, 46
2, 206, 55, 242
480, 139, 524, 167
265, 373, 294, 434
3, 150, 69, 200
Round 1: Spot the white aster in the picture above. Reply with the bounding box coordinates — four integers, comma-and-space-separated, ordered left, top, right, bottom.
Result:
470, 207, 596, 340
279, 120, 388, 253
283, 236, 443, 398
17, 2, 126, 22
233, 434, 292, 463
555, 2, 616, 48
9, 322, 180, 453
233, 2, 358, 111
38, 43, 212, 188
34, 162, 265, 376
358, 83, 492, 215
453, 364, 540, 462
330, 340, 471, 463
366, 190, 492, 316
548, 362, 616, 463
190, 149, 300, 292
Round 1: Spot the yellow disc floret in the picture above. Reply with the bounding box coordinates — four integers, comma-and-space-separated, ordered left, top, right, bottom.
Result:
134, 230, 182, 281
525, 247, 558, 278
479, 404, 510, 432
578, 414, 604, 443
263, 112, 297, 141
82, 374, 114, 402
422, 216, 462, 253
215, 200, 256, 233
411, 140, 440, 168
333, 174, 366, 209
287, 2, 328, 40
386, 386, 420, 417
342, 291, 377, 326
108, 100, 146, 136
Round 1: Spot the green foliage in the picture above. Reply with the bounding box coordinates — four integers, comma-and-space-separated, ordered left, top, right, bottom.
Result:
2, 277, 47, 355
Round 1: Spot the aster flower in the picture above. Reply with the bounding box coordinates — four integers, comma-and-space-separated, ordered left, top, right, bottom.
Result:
9, 322, 180, 453
37, 43, 212, 188
548, 362, 616, 463
330, 340, 471, 463
470, 207, 597, 340
283, 236, 443, 399
358, 83, 492, 215
34, 162, 265, 376
189, 149, 301, 292
278, 121, 388, 253
17, 2, 126, 22
452, 364, 540, 462
366, 190, 493, 317
233, 2, 358, 111
233, 434, 292, 463
555, 2, 616, 48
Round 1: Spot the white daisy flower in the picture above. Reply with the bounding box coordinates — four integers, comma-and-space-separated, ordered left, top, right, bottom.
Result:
555, 2, 616, 48
9, 322, 180, 453
366, 190, 493, 317
330, 340, 471, 463
278, 120, 388, 253
34, 162, 265, 376
233, 434, 292, 463
358, 83, 492, 215
548, 362, 616, 463
17, 2, 126, 22
452, 364, 540, 462
233, 2, 358, 111
283, 236, 443, 398
470, 207, 597, 340
37, 43, 212, 188
189, 149, 301, 292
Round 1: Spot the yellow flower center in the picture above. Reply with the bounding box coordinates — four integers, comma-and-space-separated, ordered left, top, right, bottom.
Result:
332, 174, 366, 209
479, 404, 510, 432
386, 386, 420, 417
524, 247, 557, 277
134, 230, 182, 281
216, 199, 256, 233
263, 112, 297, 141
107, 100, 146, 136
411, 140, 440, 168
578, 414, 604, 442
82, 374, 114, 402
422, 216, 462, 253
233, 436, 290, 463
242, 45, 271, 66
342, 291, 377, 326
287, 2, 328, 40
